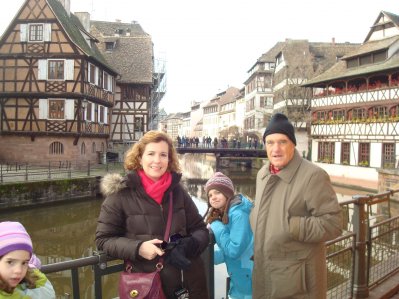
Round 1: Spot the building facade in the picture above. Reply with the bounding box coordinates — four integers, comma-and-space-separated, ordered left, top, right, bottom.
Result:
0, 0, 117, 164
304, 11, 399, 182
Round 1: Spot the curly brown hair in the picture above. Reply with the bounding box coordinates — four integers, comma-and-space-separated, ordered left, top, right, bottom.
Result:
124, 130, 181, 173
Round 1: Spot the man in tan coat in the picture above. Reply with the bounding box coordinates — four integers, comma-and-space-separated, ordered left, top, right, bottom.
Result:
250, 113, 342, 299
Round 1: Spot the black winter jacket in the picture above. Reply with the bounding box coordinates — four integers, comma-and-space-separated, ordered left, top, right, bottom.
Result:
95, 171, 209, 299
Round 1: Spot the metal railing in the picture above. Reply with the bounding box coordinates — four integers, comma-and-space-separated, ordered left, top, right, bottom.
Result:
39, 189, 399, 299
0, 160, 124, 184
41, 237, 214, 299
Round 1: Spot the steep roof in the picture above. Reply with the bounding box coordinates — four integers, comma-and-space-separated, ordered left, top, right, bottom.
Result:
46, 0, 115, 72
90, 21, 153, 84
304, 36, 399, 86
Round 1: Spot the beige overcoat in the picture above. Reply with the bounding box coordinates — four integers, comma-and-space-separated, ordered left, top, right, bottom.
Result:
250, 150, 342, 299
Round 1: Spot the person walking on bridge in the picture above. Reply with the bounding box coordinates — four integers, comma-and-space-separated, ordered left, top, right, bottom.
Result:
250, 113, 342, 299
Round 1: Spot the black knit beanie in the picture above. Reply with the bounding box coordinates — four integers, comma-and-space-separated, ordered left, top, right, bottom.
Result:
262, 113, 296, 145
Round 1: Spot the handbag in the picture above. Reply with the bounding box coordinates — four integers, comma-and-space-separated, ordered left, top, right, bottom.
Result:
118, 193, 173, 299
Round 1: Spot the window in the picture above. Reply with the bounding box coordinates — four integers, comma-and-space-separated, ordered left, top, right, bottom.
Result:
352, 108, 366, 120
103, 72, 113, 91
21, 23, 51, 42
48, 60, 64, 80
358, 143, 370, 166
382, 143, 395, 169
332, 109, 345, 120
134, 117, 144, 132
341, 142, 350, 165
105, 42, 114, 51
99, 106, 104, 123
372, 106, 388, 119
29, 24, 43, 41
48, 100, 64, 119
318, 142, 335, 163
49, 141, 64, 155
88, 63, 98, 85
92, 142, 96, 153
103, 72, 110, 90
81, 142, 86, 155
86, 102, 93, 121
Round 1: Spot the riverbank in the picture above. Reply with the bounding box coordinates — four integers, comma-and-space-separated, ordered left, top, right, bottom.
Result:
330, 175, 378, 193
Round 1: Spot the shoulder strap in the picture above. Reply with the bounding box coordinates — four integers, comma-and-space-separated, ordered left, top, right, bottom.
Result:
163, 193, 173, 241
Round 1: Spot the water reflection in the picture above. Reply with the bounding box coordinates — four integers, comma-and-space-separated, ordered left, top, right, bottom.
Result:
0, 153, 395, 298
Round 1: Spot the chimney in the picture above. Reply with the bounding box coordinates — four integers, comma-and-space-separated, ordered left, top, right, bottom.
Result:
58, 0, 70, 16
75, 12, 91, 32
332, 37, 335, 45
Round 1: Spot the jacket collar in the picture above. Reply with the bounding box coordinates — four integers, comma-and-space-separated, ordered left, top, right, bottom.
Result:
260, 149, 302, 184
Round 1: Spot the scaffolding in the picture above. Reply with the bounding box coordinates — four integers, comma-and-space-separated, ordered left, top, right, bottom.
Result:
149, 55, 167, 130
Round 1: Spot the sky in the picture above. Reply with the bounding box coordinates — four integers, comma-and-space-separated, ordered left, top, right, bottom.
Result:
0, 0, 398, 114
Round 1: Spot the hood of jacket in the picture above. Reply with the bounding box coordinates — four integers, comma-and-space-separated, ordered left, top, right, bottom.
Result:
229, 194, 253, 214
100, 171, 182, 197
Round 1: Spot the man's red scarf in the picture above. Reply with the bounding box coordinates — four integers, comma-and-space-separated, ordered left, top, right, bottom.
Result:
269, 164, 281, 174
138, 170, 172, 204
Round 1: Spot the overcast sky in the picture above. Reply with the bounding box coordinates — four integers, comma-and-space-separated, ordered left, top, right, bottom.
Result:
0, 0, 398, 113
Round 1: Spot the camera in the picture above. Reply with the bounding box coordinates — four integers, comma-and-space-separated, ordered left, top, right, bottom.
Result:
174, 287, 189, 299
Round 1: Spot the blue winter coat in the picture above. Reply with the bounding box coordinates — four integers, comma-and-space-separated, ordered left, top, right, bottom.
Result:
210, 194, 254, 299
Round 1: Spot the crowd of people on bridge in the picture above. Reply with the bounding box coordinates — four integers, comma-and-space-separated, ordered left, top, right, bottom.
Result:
176, 135, 261, 149
2, 113, 342, 299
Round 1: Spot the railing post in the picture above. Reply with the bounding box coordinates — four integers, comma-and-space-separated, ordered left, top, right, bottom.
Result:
25, 164, 28, 181
352, 195, 370, 298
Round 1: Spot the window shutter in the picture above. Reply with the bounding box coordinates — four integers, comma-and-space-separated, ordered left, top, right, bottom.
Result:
65, 99, 75, 120
65, 60, 74, 80
91, 103, 95, 122
20, 24, 27, 42
104, 107, 108, 124
44, 23, 52, 41
39, 99, 48, 119
38, 59, 47, 80
108, 75, 113, 92
95, 67, 99, 86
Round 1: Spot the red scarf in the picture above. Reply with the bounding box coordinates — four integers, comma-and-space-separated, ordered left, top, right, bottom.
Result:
269, 164, 281, 174
138, 170, 172, 204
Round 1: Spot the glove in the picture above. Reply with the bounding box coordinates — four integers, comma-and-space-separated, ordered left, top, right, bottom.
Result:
164, 243, 192, 270
177, 236, 199, 258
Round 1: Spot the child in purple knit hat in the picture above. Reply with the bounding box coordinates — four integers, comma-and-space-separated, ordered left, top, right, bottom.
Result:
0, 221, 55, 298
203, 172, 254, 299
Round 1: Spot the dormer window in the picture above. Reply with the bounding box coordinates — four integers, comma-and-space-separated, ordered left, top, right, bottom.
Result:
105, 42, 114, 51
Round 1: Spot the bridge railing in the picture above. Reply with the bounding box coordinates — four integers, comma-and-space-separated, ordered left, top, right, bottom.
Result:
40, 190, 399, 299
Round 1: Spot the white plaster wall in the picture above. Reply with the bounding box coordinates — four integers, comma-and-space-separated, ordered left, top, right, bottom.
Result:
351, 142, 359, 165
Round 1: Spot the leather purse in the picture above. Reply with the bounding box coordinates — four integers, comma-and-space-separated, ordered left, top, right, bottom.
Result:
118, 193, 173, 299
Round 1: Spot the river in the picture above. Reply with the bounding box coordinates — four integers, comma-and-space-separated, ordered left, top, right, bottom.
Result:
0, 154, 387, 299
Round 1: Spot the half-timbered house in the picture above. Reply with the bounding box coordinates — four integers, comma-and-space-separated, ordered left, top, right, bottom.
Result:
0, 0, 117, 164
304, 11, 399, 182
89, 19, 163, 156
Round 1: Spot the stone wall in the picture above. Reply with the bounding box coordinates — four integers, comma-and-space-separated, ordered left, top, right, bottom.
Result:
0, 177, 102, 211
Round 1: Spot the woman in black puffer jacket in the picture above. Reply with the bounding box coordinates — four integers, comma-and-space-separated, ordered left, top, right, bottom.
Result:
95, 131, 209, 299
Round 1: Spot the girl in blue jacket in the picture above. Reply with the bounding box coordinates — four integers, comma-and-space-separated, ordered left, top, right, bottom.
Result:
204, 172, 254, 299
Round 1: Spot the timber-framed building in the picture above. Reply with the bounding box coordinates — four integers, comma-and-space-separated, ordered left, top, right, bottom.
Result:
304, 11, 399, 182
89, 19, 165, 155
0, 0, 117, 164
